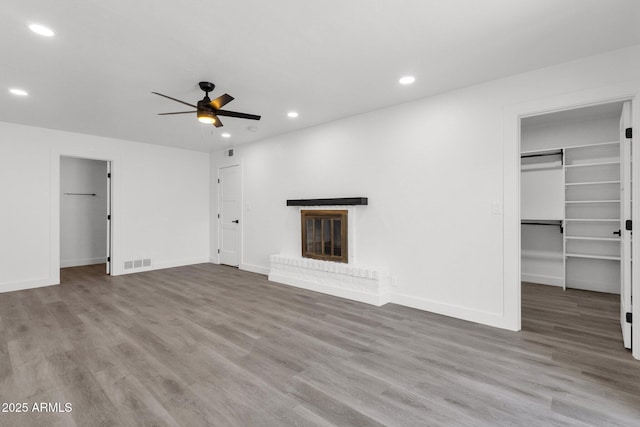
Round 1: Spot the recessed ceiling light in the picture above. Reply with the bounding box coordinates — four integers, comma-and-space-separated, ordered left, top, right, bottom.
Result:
399, 76, 415, 85
9, 88, 28, 96
287, 111, 299, 118
221, 133, 231, 138
28, 23, 55, 37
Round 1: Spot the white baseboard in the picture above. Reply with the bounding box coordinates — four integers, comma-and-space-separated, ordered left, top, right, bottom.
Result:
114, 257, 210, 276
390, 292, 507, 330
209, 257, 219, 264
567, 279, 620, 294
149, 257, 210, 270
240, 263, 269, 275
0, 277, 56, 294
60, 257, 107, 268
521, 273, 564, 287
269, 273, 390, 306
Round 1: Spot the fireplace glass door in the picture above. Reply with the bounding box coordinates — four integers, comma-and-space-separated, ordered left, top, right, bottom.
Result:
301, 210, 348, 263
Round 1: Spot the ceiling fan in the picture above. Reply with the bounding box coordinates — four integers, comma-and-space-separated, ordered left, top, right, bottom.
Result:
152, 81, 261, 128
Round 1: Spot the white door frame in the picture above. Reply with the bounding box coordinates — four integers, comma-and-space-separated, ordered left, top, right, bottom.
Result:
620, 101, 632, 348
106, 161, 112, 275
51, 153, 117, 283
503, 81, 640, 360
216, 162, 242, 267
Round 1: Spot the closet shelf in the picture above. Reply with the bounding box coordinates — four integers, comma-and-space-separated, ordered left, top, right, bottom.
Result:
521, 250, 564, 261
565, 218, 619, 222
565, 200, 620, 204
565, 236, 620, 242
566, 253, 620, 261
563, 141, 619, 150
564, 161, 620, 168
521, 141, 618, 155
565, 180, 620, 186
521, 165, 563, 172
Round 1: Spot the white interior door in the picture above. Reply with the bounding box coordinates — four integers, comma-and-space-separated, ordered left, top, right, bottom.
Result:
106, 162, 112, 275
219, 165, 240, 267
620, 101, 632, 349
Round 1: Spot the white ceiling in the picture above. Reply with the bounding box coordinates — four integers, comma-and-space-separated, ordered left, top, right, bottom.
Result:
2, 0, 640, 152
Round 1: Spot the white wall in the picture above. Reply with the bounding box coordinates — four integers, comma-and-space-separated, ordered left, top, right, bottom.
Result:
60, 157, 108, 268
211, 44, 640, 331
0, 123, 209, 293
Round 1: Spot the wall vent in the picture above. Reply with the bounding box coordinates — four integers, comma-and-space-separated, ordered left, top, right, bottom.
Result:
125, 259, 151, 270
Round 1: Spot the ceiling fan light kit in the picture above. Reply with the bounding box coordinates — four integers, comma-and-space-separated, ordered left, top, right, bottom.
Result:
153, 81, 261, 129
197, 110, 216, 124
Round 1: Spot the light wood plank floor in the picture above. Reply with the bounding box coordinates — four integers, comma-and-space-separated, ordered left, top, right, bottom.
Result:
0, 265, 638, 426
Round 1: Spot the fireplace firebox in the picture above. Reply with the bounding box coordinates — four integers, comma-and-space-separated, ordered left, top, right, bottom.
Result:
301, 210, 348, 263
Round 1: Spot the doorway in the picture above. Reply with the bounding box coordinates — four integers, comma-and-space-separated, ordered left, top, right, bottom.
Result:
60, 156, 112, 277
519, 101, 632, 350
218, 164, 241, 267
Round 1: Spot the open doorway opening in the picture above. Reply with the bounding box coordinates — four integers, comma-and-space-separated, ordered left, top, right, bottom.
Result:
60, 156, 112, 281
519, 100, 633, 351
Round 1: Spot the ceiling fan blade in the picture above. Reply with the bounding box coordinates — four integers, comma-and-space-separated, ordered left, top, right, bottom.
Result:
213, 115, 224, 128
210, 94, 234, 110
216, 109, 261, 120
158, 111, 196, 115
151, 92, 198, 109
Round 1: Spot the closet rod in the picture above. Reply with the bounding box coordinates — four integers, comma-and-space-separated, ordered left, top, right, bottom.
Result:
521, 149, 564, 165
521, 152, 561, 158
521, 221, 563, 233
64, 193, 96, 196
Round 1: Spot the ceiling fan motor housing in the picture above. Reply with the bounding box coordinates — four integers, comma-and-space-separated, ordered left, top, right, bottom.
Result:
197, 99, 211, 110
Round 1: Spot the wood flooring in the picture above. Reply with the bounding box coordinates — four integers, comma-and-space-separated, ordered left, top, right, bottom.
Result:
0, 264, 638, 426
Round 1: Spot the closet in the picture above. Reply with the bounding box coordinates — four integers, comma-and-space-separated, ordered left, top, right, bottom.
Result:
521, 101, 633, 347
60, 156, 111, 273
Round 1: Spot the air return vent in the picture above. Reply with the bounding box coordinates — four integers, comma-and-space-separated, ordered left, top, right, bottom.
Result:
124, 258, 152, 270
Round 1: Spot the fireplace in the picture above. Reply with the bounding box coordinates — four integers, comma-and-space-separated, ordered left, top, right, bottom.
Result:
269, 197, 390, 306
301, 210, 348, 263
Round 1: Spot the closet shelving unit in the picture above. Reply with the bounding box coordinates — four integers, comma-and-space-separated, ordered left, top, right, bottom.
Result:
521, 140, 622, 291
563, 141, 621, 267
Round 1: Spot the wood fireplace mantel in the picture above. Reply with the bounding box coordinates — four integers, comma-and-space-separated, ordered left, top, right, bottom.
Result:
286, 197, 368, 206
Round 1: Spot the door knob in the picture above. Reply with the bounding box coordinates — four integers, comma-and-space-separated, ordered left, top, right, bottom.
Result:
232, 220, 239, 224
613, 230, 621, 236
